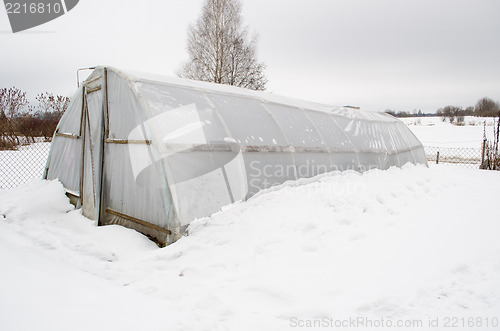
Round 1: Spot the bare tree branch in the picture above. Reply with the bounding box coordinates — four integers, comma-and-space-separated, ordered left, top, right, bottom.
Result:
178, 0, 267, 91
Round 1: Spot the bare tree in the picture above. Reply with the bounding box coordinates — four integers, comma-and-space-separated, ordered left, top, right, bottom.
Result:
52, 95, 71, 113
439, 105, 467, 125
178, 0, 267, 91
36, 92, 70, 114
439, 106, 455, 123
0, 87, 28, 119
35, 92, 69, 141
475, 97, 500, 117
0, 87, 28, 148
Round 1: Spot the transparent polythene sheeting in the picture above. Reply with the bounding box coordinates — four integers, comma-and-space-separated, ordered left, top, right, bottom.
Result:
135, 79, 425, 163
104, 70, 174, 230
133, 76, 426, 228
55, 88, 84, 135
45, 88, 84, 193
45, 136, 81, 192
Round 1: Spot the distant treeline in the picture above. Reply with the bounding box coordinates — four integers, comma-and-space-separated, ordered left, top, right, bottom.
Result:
0, 87, 69, 150
385, 97, 500, 122
384, 110, 437, 118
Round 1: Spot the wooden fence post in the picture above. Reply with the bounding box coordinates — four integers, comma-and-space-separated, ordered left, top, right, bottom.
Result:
482, 139, 487, 166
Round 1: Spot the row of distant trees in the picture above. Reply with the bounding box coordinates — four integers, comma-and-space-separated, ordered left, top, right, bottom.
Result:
385, 97, 500, 124
0, 87, 69, 150
436, 97, 500, 124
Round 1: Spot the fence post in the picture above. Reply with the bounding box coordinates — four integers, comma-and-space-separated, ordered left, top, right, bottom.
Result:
496, 111, 500, 153
482, 139, 487, 166
436, 151, 439, 164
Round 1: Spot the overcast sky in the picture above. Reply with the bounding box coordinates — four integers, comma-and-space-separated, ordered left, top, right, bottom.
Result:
1, 0, 499, 113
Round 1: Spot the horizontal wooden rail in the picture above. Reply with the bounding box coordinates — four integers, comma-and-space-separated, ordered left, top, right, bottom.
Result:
105, 208, 171, 235
55, 132, 80, 139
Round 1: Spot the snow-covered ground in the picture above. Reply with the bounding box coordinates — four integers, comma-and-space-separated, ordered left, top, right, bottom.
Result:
400, 116, 496, 149
1, 165, 499, 330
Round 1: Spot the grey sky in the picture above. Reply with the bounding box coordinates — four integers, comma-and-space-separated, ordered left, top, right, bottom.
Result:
1, 0, 499, 113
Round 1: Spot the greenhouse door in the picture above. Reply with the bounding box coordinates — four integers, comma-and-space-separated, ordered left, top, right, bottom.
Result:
81, 86, 105, 221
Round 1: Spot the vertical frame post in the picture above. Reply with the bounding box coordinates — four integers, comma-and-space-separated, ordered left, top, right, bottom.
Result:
97, 67, 109, 226
79, 87, 87, 208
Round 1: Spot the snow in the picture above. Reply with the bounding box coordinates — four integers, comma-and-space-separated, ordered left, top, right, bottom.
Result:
400, 116, 496, 148
1, 165, 500, 330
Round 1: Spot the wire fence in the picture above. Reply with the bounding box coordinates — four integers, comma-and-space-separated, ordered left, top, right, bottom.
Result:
0, 142, 51, 189
424, 146, 484, 168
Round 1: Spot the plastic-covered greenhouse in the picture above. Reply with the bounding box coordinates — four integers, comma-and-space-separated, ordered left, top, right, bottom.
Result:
44, 66, 427, 245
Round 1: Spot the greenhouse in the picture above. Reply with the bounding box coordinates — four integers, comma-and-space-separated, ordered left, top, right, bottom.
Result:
44, 66, 427, 245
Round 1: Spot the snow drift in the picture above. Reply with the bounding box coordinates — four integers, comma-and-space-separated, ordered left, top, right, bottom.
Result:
1, 165, 499, 330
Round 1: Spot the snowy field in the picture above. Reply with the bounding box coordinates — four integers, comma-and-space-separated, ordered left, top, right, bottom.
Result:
400, 116, 495, 149
1, 165, 500, 330
401, 116, 496, 167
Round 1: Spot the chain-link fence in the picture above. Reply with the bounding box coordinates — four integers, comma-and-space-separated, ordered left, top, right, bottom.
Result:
0, 142, 51, 189
424, 146, 483, 168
